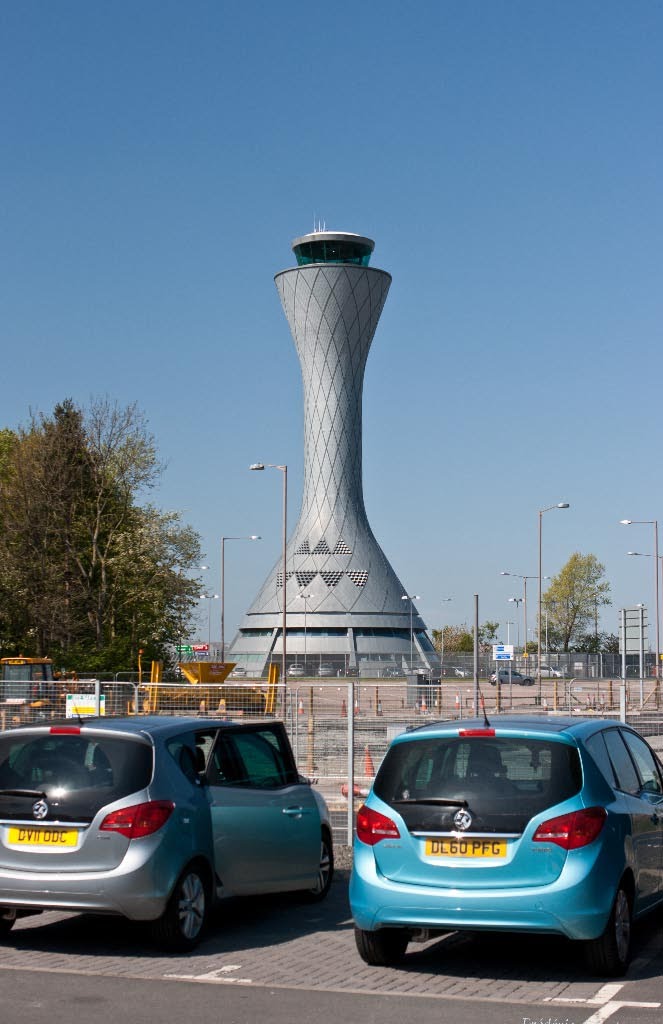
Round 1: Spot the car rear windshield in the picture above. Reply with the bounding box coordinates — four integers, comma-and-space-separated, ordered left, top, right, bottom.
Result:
0, 731, 153, 823
374, 735, 582, 834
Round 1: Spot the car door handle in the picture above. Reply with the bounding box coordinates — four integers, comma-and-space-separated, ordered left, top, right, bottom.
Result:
282, 806, 312, 818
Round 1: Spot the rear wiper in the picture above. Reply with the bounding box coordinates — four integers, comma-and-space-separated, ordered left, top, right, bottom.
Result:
0, 789, 48, 799
393, 798, 469, 807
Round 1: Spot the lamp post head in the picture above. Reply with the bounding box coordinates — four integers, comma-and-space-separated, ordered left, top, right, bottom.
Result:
557, 503, 570, 509
249, 535, 261, 540
620, 519, 633, 525
249, 463, 265, 471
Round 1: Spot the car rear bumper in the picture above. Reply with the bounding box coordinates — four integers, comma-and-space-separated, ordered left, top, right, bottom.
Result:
0, 856, 176, 921
349, 845, 615, 941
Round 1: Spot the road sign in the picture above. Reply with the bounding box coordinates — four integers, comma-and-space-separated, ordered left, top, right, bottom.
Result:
176, 644, 194, 656
66, 693, 106, 718
493, 644, 514, 661
619, 607, 648, 654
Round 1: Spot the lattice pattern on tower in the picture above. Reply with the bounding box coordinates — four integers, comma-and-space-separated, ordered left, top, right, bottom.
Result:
276, 572, 296, 588
312, 539, 330, 555
295, 541, 310, 555
321, 571, 344, 588
346, 571, 369, 587
295, 571, 317, 588
333, 539, 352, 555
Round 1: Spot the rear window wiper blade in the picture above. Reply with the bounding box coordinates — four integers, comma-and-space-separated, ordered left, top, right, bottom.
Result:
392, 797, 469, 807
0, 789, 48, 799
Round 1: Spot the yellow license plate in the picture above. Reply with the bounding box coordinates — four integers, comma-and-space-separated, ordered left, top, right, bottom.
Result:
8, 826, 78, 848
425, 837, 507, 858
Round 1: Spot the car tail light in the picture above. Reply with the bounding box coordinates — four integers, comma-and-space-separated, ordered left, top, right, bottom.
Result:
356, 804, 401, 846
99, 801, 175, 839
532, 806, 607, 850
50, 726, 81, 734
458, 729, 495, 737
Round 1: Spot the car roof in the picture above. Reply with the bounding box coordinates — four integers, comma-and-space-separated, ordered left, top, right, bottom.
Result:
2, 716, 279, 740
395, 715, 625, 743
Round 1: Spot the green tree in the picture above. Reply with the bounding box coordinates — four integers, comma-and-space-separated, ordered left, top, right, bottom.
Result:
542, 553, 611, 652
0, 398, 203, 673
432, 624, 473, 654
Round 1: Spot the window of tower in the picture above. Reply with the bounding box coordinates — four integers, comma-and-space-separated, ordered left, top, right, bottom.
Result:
294, 239, 373, 266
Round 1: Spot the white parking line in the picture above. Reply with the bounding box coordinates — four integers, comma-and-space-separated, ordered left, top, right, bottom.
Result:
546, 981, 660, 1023
164, 965, 253, 985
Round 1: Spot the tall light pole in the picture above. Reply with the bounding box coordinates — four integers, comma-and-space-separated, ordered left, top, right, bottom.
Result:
538, 503, 570, 700
508, 597, 522, 652
401, 594, 420, 671
220, 535, 261, 663
622, 519, 660, 688
199, 594, 220, 650
251, 463, 288, 680
439, 597, 452, 674
627, 549, 663, 680
501, 573, 537, 667
298, 591, 312, 670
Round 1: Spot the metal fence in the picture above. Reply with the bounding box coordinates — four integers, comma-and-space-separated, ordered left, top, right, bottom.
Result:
2, 677, 662, 847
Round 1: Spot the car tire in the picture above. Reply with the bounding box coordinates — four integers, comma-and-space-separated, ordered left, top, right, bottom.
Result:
150, 863, 210, 952
303, 829, 334, 902
0, 909, 17, 937
583, 884, 632, 977
354, 926, 409, 966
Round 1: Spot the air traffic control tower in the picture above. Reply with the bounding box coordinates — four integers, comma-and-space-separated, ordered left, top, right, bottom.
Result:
230, 231, 436, 677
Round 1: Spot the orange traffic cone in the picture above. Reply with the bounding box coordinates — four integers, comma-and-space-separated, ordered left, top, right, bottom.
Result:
364, 744, 375, 777
298, 698, 304, 715
420, 693, 427, 714
341, 698, 347, 717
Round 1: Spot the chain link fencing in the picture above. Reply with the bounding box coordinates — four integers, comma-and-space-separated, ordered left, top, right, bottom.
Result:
1, 676, 662, 847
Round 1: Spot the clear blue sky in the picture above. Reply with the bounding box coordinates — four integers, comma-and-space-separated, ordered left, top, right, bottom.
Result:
2, 2, 662, 646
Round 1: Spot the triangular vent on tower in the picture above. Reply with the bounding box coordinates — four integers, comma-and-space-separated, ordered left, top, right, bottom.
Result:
333, 539, 352, 555
295, 541, 310, 555
295, 571, 317, 588
346, 571, 369, 587
312, 539, 330, 554
321, 571, 344, 588
276, 572, 295, 588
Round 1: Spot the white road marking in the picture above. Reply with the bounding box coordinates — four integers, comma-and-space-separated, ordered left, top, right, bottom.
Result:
164, 965, 253, 984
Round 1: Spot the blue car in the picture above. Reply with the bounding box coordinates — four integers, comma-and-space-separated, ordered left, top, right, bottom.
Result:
350, 716, 663, 975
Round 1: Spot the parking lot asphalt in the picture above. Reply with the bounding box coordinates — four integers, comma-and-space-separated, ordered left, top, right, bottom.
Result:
1, 864, 661, 1008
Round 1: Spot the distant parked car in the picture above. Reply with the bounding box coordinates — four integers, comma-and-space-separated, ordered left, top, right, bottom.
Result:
539, 664, 563, 678
452, 666, 472, 678
350, 715, 663, 975
0, 717, 333, 950
489, 669, 534, 686
317, 663, 334, 677
228, 665, 247, 679
288, 664, 306, 677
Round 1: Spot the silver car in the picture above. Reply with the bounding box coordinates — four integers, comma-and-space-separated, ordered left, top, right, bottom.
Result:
0, 717, 333, 950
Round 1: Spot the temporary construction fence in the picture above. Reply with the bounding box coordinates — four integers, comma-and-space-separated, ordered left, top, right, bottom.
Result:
1, 678, 662, 847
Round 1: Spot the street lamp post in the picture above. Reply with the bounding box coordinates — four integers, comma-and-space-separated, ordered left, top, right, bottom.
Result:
502, 574, 537, 668
251, 463, 288, 681
220, 535, 261, 663
401, 594, 420, 671
298, 592, 312, 671
439, 597, 452, 674
538, 503, 570, 700
623, 519, 660, 694
508, 597, 522, 652
199, 593, 220, 650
